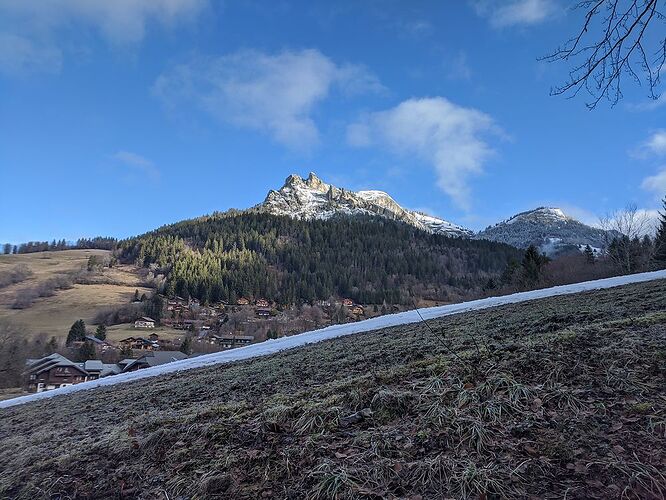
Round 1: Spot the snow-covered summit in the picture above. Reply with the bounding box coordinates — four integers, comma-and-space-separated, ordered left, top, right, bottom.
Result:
476, 206, 608, 255
504, 207, 570, 225
256, 172, 472, 237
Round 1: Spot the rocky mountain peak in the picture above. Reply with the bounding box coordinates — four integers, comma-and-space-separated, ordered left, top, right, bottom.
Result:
256, 172, 472, 237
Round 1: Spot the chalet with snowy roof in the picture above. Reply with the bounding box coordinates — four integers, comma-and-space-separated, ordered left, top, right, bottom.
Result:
134, 317, 156, 329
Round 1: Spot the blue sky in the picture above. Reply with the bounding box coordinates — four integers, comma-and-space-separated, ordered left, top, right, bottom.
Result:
1, 0, 664, 243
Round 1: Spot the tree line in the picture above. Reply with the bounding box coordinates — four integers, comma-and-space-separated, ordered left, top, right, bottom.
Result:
118, 212, 523, 306
2, 237, 117, 255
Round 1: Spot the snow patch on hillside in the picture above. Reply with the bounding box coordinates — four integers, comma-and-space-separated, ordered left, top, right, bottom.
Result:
2, 269, 665, 409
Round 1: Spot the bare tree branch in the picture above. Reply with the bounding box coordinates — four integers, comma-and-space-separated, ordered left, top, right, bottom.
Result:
542, 0, 666, 108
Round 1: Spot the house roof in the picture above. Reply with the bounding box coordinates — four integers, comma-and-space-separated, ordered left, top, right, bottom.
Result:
217, 335, 255, 341
137, 317, 155, 322
24, 353, 88, 377
82, 360, 104, 371
84, 335, 108, 345
122, 351, 188, 371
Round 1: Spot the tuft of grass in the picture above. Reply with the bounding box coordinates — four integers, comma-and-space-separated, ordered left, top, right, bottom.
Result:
306, 461, 361, 500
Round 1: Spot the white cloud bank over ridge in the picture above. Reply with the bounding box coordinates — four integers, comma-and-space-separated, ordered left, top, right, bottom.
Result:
154, 49, 383, 151
472, 0, 557, 28
347, 97, 501, 210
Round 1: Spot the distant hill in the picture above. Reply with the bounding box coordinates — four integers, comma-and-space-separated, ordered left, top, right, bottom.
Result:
476, 207, 610, 256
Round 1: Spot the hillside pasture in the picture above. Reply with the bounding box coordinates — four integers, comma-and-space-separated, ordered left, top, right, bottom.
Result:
0, 250, 151, 339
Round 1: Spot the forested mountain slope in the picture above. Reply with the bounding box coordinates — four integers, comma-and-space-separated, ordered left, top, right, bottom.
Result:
118, 212, 521, 305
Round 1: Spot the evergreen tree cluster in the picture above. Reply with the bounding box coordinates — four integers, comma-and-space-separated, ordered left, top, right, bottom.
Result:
3, 237, 117, 255
119, 212, 522, 305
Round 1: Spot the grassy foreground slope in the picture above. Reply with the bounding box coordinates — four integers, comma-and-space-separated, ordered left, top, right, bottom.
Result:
1, 281, 665, 499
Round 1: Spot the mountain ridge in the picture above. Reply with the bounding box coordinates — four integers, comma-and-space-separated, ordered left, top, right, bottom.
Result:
254, 172, 473, 237
252, 172, 609, 254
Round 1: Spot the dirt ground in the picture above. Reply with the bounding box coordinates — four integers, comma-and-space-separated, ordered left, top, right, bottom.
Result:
0, 279, 664, 499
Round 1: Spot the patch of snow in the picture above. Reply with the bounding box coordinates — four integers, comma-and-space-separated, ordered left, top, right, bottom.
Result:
2, 270, 665, 409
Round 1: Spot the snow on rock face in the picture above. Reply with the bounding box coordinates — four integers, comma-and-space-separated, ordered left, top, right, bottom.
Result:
257, 172, 472, 237
476, 207, 609, 255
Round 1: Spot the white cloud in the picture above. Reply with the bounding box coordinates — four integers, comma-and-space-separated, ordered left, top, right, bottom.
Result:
0, 33, 62, 76
644, 130, 666, 156
626, 94, 666, 112
642, 167, 666, 198
113, 151, 160, 180
347, 97, 502, 210
154, 49, 382, 151
472, 0, 557, 28
0, 0, 205, 74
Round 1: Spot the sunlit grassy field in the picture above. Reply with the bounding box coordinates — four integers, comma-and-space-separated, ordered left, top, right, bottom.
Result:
0, 250, 151, 339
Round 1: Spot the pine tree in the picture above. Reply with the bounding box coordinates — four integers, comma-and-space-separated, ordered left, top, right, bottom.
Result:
584, 245, 596, 264
78, 341, 96, 361
133, 289, 140, 302
521, 245, 549, 285
95, 324, 107, 341
654, 197, 666, 265
66, 319, 86, 346
179, 335, 192, 355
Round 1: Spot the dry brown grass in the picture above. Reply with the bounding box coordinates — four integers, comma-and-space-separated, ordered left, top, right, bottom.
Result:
0, 250, 150, 338
0, 280, 665, 499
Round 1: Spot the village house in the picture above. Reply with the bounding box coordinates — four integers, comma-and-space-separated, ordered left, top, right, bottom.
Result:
24, 350, 192, 393
134, 317, 156, 329
210, 334, 255, 349
236, 297, 250, 306
119, 336, 159, 351
80, 360, 122, 380
255, 298, 270, 308
24, 354, 88, 392
255, 308, 271, 318
69, 335, 116, 355
23, 354, 120, 393
122, 351, 188, 372
342, 298, 354, 307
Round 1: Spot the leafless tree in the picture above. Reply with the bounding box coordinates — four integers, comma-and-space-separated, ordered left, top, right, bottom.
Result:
600, 203, 655, 271
543, 0, 666, 108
